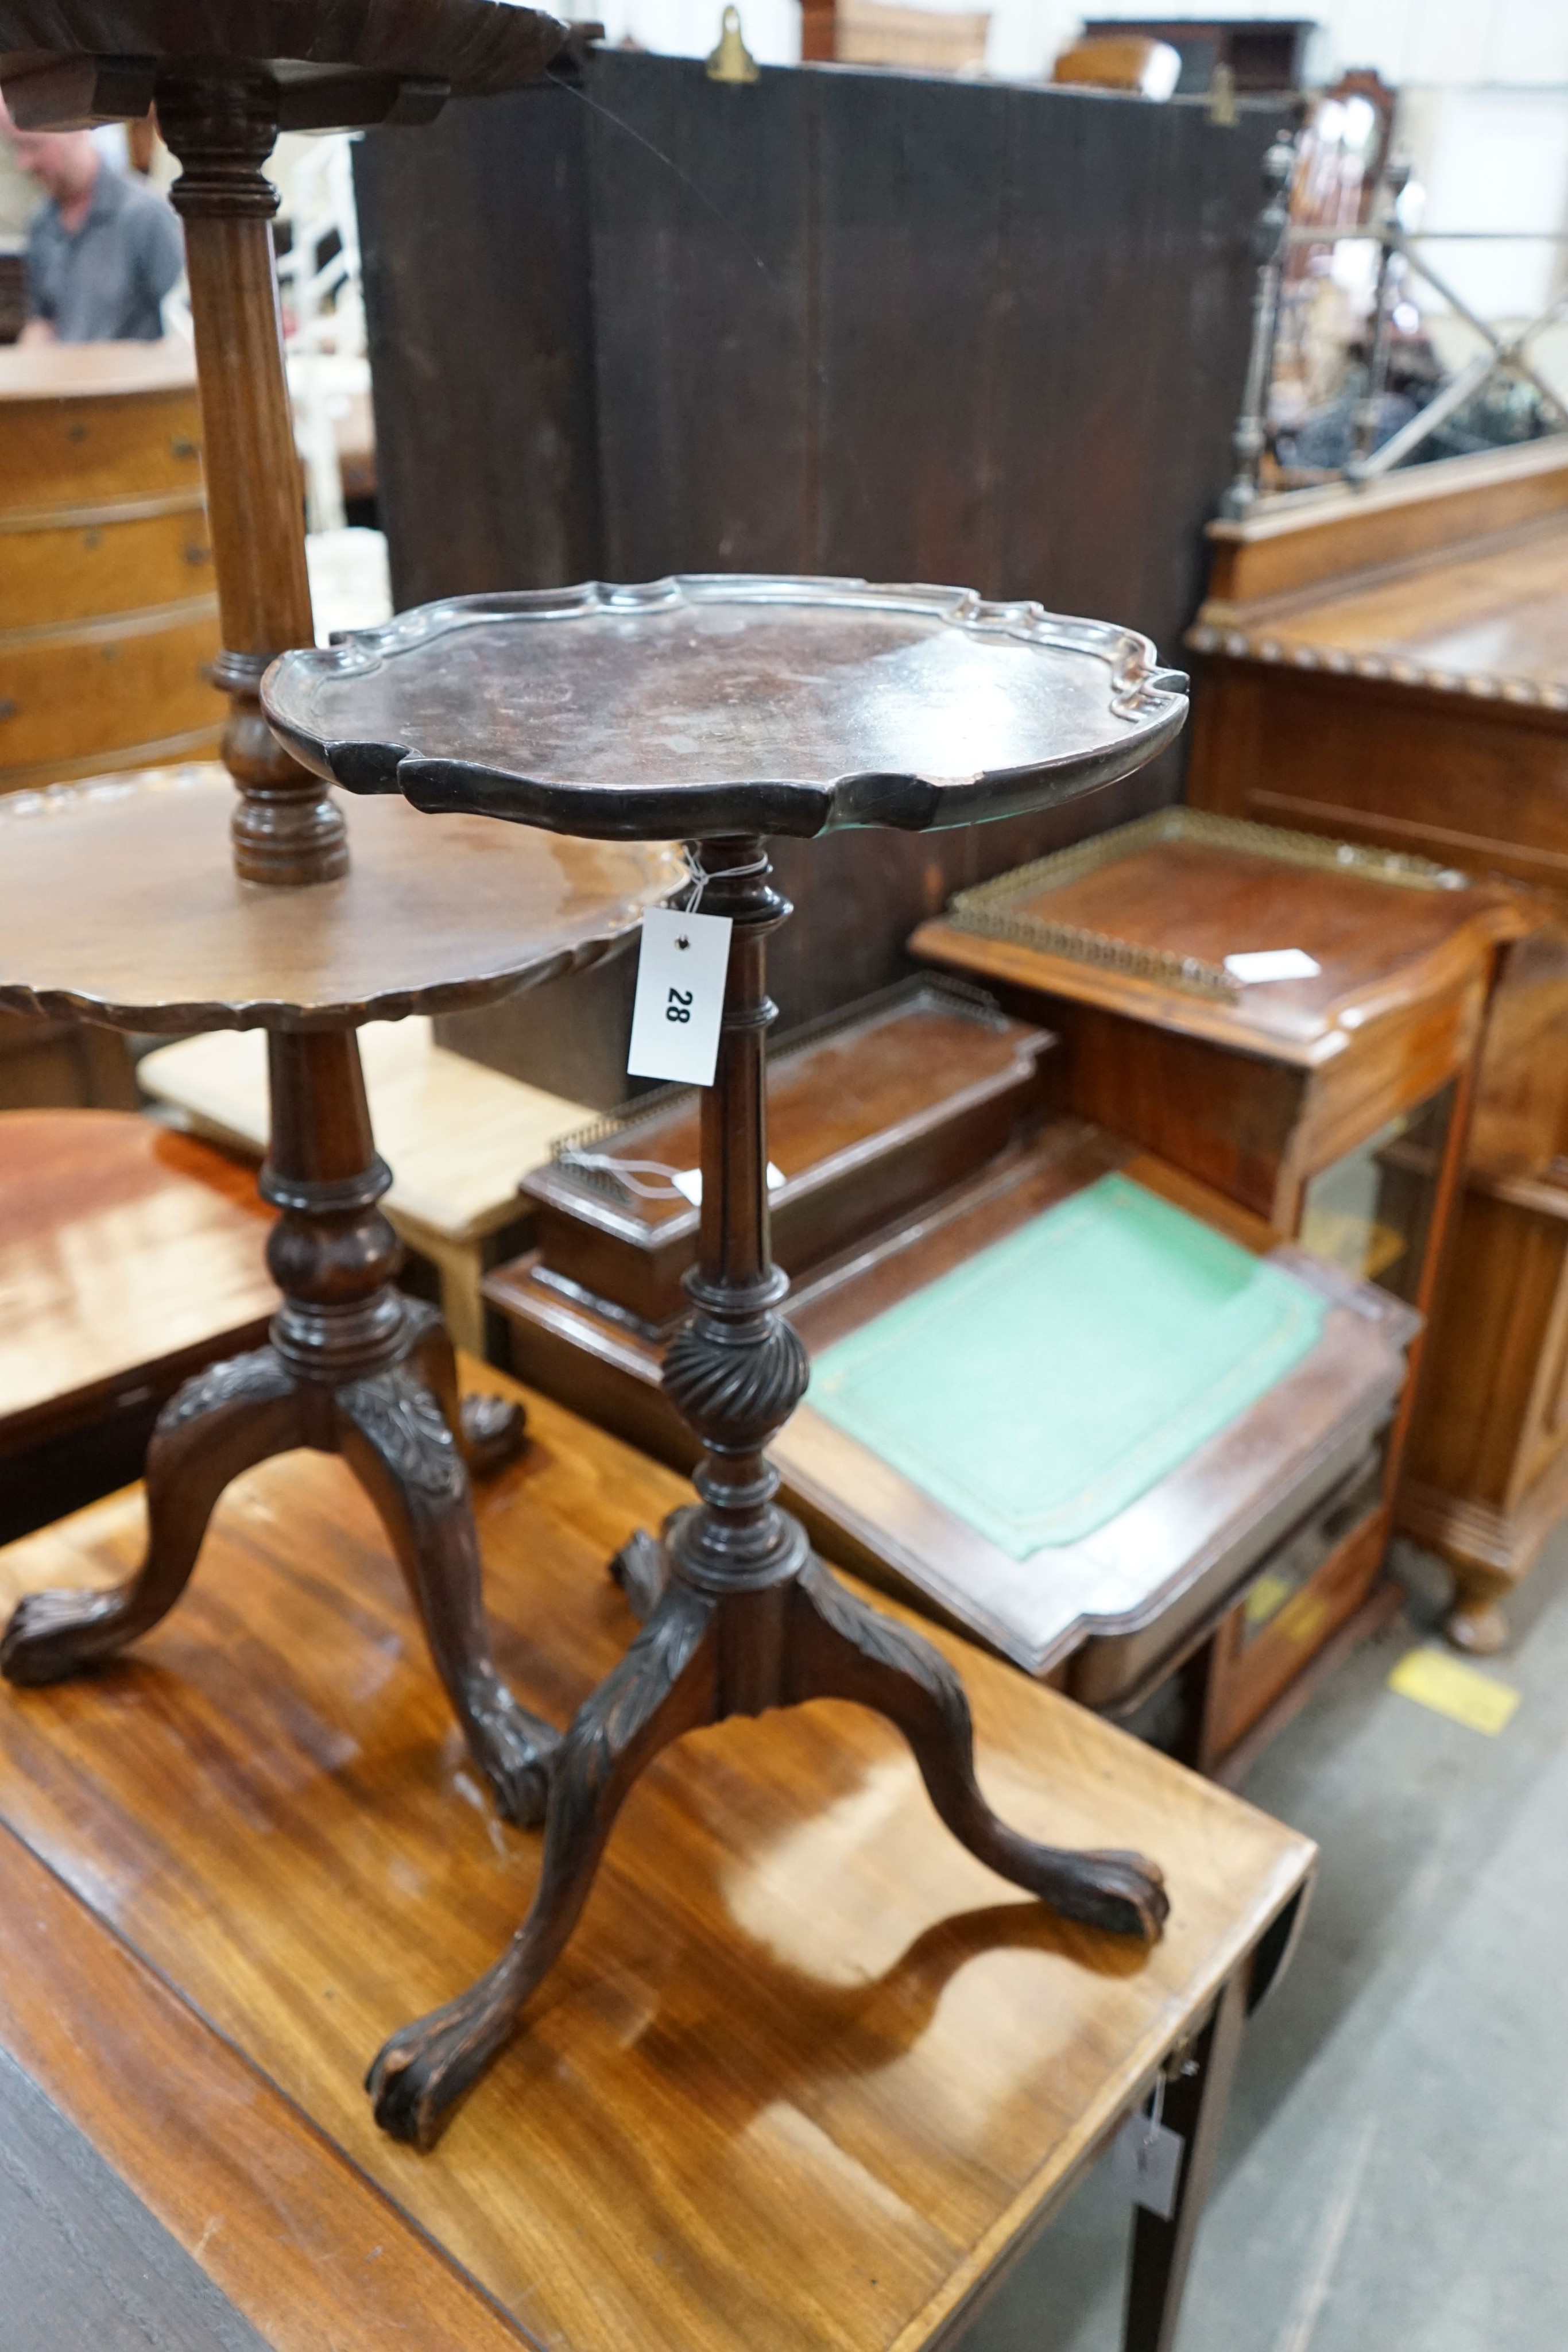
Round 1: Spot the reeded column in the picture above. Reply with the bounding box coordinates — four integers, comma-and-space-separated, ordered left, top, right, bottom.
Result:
159, 74, 347, 884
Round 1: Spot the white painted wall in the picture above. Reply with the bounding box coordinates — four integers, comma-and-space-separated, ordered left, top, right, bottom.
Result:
560, 0, 1568, 87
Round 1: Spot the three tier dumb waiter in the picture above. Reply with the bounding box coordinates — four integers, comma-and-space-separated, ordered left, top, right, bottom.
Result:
266, 574, 1191, 2144
0, 4, 680, 1821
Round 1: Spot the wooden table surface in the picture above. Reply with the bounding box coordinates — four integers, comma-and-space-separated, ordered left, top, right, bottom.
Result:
0, 764, 680, 1032
0, 1368, 1313, 2352
0, 1109, 273, 1454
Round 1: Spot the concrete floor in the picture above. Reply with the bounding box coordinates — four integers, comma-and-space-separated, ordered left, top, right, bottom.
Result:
965, 1526, 1568, 2352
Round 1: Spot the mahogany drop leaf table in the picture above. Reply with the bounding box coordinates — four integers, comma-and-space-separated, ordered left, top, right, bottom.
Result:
265, 574, 1190, 2143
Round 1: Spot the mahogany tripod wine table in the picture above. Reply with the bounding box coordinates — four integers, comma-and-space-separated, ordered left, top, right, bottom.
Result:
0, 767, 679, 1821
266, 573, 1192, 2142
0, 6, 594, 1816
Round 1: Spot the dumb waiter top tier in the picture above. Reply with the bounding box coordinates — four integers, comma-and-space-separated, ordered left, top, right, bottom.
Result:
262, 577, 1191, 840
0, 0, 567, 131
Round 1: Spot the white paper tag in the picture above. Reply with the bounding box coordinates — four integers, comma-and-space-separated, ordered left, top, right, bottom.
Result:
1112, 2112, 1185, 2221
627, 908, 733, 1086
1224, 947, 1322, 984
672, 1164, 783, 1207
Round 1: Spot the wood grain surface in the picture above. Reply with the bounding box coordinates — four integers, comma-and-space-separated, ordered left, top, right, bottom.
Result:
0, 1367, 1312, 2352
0, 1110, 273, 1454
0, 1825, 545, 2351
0, 763, 682, 1031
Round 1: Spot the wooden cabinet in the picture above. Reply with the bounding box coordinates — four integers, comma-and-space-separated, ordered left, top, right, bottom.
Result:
910, 807, 1524, 1663
0, 342, 225, 791
485, 974, 1415, 1781
1185, 443, 1568, 1648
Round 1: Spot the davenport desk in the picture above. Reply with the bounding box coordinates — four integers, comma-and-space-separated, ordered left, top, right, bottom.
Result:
0, 1370, 1315, 2352
911, 806, 1524, 1662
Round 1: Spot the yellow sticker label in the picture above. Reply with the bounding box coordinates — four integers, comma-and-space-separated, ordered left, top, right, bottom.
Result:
1387, 1646, 1521, 1736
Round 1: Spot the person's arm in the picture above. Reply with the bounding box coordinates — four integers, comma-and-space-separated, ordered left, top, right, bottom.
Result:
22, 219, 57, 342
134, 188, 185, 316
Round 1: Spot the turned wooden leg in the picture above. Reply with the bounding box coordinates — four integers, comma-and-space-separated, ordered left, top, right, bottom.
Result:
1443, 1559, 1512, 1656
1, 1349, 299, 1684
368, 1580, 718, 2147
336, 1363, 557, 1826
401, 1297, 527, 1479
787, 1559, 1169, 1940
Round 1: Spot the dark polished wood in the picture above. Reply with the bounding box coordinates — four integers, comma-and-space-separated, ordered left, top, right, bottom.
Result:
353, 58, 1279, 1037
370, 842, 1168, 2149
263, 577, 1188, 841
0, 1373, 1315, 2352
0, 765, 677, 1799
912, 808, 1517, 1665
0, 7, 650, 1816
0, 762, 682, 1035
0, 1111, 274, 1534
1185, 451, 1568, 1647
1, 1035, 562, 1824
0, 1824, 544, 2352
526, 977, 1052, 1326
264, 585, 1192, 2136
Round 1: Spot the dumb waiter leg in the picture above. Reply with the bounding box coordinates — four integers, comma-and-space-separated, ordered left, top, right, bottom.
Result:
1122, 1967, 1247, 2352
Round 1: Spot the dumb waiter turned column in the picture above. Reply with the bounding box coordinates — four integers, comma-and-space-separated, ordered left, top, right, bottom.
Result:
0, 4, 678, 1825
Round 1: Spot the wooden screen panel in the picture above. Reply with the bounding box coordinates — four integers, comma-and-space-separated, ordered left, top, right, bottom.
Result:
357, 57, 1277, 1031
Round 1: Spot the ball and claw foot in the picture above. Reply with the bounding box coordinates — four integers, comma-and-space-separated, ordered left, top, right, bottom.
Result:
457, 1392, 526, 1477
462, 1680, 555, 1828
1033, 1848, 1169, 1941
1, 1587, 133, 1686
367, 1968, 519, 2148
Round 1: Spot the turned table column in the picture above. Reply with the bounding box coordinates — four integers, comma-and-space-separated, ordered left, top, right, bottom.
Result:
160, 73, 346, 886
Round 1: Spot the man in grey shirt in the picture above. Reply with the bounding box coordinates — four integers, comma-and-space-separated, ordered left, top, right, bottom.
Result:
1, 115, 183, 342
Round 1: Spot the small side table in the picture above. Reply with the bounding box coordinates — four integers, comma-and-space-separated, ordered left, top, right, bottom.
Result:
0, 767, 678, 1823
266, 572, 1191, 2141
0, 1368, 1317, 2352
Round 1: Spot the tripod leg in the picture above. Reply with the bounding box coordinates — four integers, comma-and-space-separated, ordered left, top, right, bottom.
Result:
1, 1349, 299, 1685
401, 1298, 525, 1478
788, 1560, 1168, 1940
338, 1362, 557, 1828
368, 1578, 718, 2148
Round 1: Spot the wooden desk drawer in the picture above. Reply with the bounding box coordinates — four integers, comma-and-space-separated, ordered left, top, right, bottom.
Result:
0, 606, 224, 776
0, 503, 214, 632
4, 389, 206, 514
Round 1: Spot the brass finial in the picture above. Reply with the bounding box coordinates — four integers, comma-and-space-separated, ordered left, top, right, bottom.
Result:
707, 5, 760, 83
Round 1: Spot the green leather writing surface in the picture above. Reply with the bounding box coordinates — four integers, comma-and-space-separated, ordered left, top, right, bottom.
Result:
810, 1174, 1325, 1557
